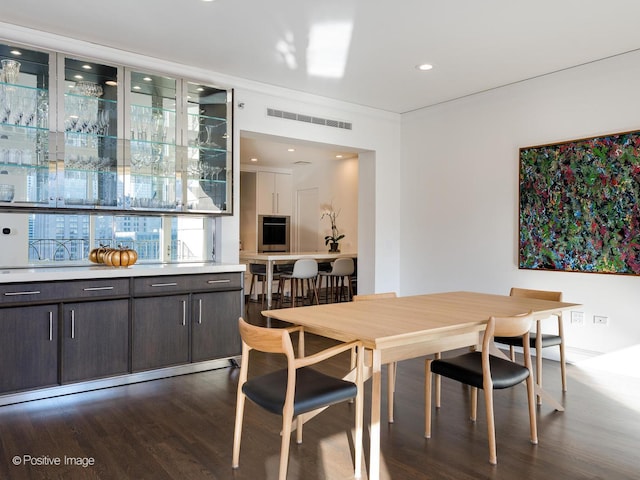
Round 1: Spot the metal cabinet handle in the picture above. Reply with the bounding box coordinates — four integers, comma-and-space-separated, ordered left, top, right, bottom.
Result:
206, 279, 230, 284
4, 290, 41, 296
71, 310, 75, 339
181, 300, 186, 326
151, 282, 178, 287
83, 286, 114, 291
49, 312, 53, 341
198, 298, 202, 324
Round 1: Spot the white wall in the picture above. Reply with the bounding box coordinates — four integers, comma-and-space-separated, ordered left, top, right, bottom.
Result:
292, 156, 359, 253
401, 50, 640, 359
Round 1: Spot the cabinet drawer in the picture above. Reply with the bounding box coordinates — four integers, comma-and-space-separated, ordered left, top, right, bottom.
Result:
0, 278, 130, 305
133, 273, 242, 296
60, 279, 131, 300
0, 282, 67, 304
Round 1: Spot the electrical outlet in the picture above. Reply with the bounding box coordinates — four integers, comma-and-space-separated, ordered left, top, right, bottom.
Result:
571, 311, 584, 325
593, 315, 609, 325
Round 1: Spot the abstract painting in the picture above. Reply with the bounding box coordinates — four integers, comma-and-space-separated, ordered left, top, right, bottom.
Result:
519, 131, 640, 275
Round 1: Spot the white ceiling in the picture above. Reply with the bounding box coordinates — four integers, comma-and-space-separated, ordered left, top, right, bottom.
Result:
4, 0, 640, 164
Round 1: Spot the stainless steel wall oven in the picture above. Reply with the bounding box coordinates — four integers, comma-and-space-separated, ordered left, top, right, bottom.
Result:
258, 215, 290, 253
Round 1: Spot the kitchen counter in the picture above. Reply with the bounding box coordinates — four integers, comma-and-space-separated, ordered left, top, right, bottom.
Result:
0, 262, 246, 283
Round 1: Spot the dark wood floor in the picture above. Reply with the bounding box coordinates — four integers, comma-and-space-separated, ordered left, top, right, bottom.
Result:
0, 300, 639, 479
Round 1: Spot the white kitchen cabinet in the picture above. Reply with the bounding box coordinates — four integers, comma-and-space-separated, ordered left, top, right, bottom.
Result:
256, 171, 292, 216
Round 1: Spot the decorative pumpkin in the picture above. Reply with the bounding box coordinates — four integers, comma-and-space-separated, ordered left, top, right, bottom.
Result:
103, 247, 138, 267
89, 245, 112, 264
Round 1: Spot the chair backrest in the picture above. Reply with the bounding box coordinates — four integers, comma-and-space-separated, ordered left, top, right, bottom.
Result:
489, 311, 534, 339
330, 257, 354, 276
238, 317, 294, 357
353, 292, 397, 302
510, 287, 562, 302
291, 258, 318, 278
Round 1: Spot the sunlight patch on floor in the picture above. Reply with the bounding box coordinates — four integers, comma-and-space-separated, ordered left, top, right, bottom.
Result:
574, 344, 640, 413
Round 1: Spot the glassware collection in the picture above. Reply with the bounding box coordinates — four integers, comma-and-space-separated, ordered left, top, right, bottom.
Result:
0, 45, 232, 213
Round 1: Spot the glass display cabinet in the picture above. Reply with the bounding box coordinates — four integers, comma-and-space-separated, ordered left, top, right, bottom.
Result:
0, 41, 233, 215
125, 70, 178, 211
0, 44, 51, 207
185, 82, 232, 213
61, 57, 120, 209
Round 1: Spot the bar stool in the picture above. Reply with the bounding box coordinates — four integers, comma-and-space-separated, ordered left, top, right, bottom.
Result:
245, 263, 279, 309
277, 259, 319, 307
317, 257, 354, 303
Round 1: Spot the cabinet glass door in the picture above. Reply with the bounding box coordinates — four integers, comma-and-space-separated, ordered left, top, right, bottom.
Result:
126, 71, 178, 211
0, 45, 51, 206
184, 82, 232, 213
62, 57, 119, 208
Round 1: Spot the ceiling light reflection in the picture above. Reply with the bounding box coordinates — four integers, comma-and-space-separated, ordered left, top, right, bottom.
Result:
307, 22, 352, 79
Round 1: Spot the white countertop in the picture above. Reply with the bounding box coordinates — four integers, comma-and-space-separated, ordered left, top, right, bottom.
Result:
0, 262, 246, 283
240, 251, 357, 262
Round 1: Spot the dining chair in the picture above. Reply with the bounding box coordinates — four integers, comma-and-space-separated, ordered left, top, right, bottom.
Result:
425, 312, 537, 465
277, 258, 319, 307
232, 317, 364, 480
318, 257, 355, 303
494, 288, 566, 404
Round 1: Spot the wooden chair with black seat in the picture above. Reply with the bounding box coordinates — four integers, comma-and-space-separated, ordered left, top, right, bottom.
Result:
494, 288, 566, 404
232, 317, 364, 480
425, 312, 538, 465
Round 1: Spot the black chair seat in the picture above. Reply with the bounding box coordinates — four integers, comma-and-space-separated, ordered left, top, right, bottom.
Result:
431, 352, 530, 390
495, 333, 562, 348
243, 367, 357, 416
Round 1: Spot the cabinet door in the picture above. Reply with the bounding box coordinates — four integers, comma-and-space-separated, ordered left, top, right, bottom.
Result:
126, 70, 178, 212
191, 290, 242, 362
257, 171, 292, 215
0, 46, 53, 207
132, 294, 190, 371
62, 299, 129, 383
0, 304, 58, 393
60, 56, 120, 209
184, 82, 232, 213
274, 172, 293, 216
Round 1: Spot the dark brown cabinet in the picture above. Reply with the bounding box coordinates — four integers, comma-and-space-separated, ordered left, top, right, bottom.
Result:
132, 272, 242, 370
0, 270, 242, 402
61, 299, 129, 383
0, 304, 58, 393
132, 294, 190, 371
192, 290, 242, 362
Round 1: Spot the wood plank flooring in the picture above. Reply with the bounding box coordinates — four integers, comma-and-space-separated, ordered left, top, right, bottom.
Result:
0, 301, 639, 479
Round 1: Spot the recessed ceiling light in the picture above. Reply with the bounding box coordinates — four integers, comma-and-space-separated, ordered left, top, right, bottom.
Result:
335, 154, 343, 159
133, 85, 141, 90
287, 148, 295, 152
416, 63, 433, 71
197, 87, 204, 92
10, 50, 21, 56
74, 74, 83, 79
105, 80, 118, 86
250, 157, 258, 162
82, 64, 92, 70
143, 77, 152, 82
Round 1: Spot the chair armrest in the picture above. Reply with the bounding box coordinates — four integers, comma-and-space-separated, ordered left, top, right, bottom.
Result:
294, 340, 362, 369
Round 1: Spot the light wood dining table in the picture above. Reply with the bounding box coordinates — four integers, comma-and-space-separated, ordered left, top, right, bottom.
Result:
263, 290, 580, 480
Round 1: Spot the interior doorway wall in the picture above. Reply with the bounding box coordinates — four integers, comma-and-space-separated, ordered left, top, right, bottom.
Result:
295, 187, 319, 251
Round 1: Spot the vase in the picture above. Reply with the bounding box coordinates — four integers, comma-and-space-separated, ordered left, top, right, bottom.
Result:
329, 242, 340, 253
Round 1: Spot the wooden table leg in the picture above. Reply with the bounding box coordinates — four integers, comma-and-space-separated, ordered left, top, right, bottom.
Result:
369, 349, 382, 480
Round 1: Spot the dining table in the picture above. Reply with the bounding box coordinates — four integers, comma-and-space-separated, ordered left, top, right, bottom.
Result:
240, 251, 357, 309
263, 290, 580, 480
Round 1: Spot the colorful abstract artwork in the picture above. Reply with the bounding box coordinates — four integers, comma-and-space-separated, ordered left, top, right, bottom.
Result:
519, 131, 640, 275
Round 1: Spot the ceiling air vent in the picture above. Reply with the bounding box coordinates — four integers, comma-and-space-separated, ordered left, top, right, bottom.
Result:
267, 108, 352, 130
